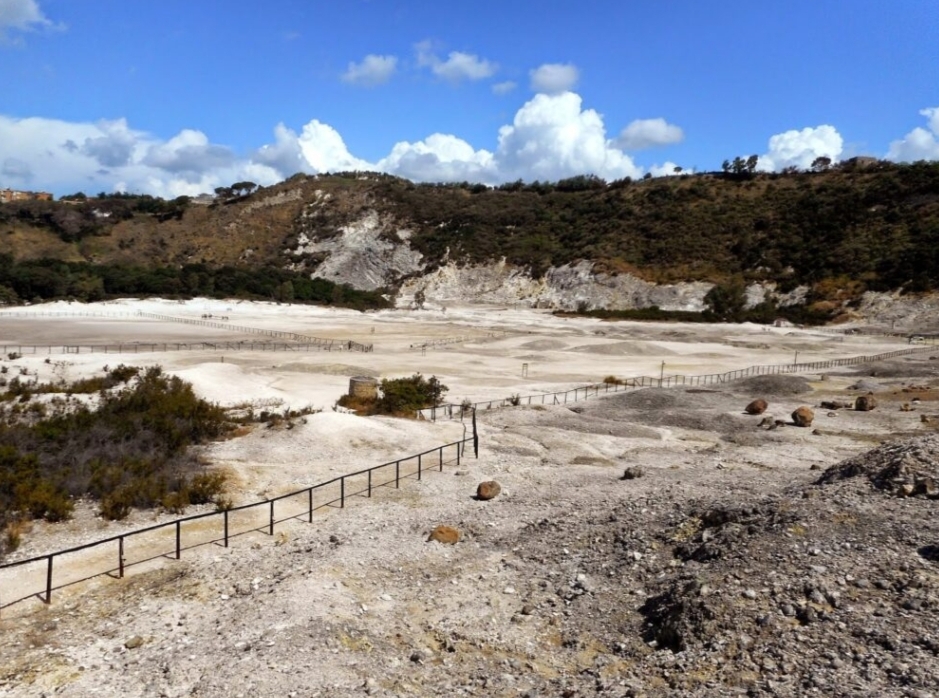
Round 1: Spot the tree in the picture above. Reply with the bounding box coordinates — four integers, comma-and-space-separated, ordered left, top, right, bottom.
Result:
811, 156, 832, 172
231, 181, 258, 197
745, 155, 759, 173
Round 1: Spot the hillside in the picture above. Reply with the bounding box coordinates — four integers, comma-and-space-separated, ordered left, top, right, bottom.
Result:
2, 162, 938, 319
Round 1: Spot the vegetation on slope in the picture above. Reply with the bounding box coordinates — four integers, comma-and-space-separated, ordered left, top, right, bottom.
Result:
0, 365, 231, 556
0, 256, 389, 310
2, 162, 938, 314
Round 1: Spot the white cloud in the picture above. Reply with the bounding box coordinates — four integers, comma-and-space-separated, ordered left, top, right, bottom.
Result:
648, 162, 690, 177
757, 125, 844, 171
887, 107, 939, 162
493, 92, 640, 182
0, 0, 48, 32
377, 134, 494, 182
2, 90, 649, 196
294, 120, 372, 173
143, 129, 236, 175
616, 118, 684, 150
492, 80, 517, 96
529, 63, 579, 94
0, 0, 61, 43
341, 54, 397, 87
0, 115, 281, 198
416, 43, 497, 83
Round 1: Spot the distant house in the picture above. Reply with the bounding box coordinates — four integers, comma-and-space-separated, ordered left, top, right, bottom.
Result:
0, 188, 53, 203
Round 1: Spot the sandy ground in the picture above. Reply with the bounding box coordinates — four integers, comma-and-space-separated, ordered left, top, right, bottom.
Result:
1, 300, 937, 697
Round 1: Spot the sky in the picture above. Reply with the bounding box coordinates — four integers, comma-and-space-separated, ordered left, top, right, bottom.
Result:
1, 0, 938, 198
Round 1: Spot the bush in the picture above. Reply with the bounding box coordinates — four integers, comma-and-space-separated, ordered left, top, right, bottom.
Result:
375, 374, 448, 417
187, 471, 227, 505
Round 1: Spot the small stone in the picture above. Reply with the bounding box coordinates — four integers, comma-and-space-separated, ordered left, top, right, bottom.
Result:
504, 586, 516, 595
792, 406, 815, 427
124, 636, 144, 650
743, 589, 758, 600
621, 466, 644, 480
476, 481, 502, 500
745, 399, 768, 415
427, 525, 460, 544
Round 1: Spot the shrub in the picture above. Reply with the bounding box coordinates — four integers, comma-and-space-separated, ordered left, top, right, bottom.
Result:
603, 375, 624, 385
508, 394, 522, 406
375, 374, 448, 417
187, 471, 227, 505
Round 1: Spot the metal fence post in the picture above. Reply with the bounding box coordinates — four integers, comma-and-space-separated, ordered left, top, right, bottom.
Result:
439, 448, 443, 472
224, 510, 229, 547
368, 470, 373, 497
395, 461, 400, 488
269, 501, 275, 535
308, 488, 313, 522
176, 521, 181, 560
119, 536, 124, 578
340, 477, 345, 508
418, 454, 422, 481
46, 556, 53, 603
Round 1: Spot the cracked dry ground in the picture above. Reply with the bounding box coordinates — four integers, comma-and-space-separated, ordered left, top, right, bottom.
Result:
2, 358, 939, 697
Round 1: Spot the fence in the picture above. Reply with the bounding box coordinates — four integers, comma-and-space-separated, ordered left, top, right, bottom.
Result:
136, 312, 373, 352
1, 341, 349, 356
0, 427, 477, 615
419, 344, 936, 420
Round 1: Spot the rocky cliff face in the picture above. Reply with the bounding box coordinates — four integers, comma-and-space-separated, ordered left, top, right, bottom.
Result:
397, 260, 714, 311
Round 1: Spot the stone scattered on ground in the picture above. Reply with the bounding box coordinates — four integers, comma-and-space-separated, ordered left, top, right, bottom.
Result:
475, 481, 502, 500
792, 405, 815, 427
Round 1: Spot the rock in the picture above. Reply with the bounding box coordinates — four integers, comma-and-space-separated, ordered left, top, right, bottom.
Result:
476, 481, 502, 500
792, 406, 815, 427
427, 525, 460, 545
124, 636, 145, 650
745, 399, 768, 415
621, 466, 644, 480
855, 394, 877, 411
820, 400, 847, 410
758, 416, 775, 427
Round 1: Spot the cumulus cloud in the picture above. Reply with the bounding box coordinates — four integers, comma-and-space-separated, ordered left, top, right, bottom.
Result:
377, 134, 494, 182
0, 0, 48, 34
2, 157, 33, 182
758, 125, 844, 171
416, 43, 497, 82
3, 89, 652, 196
887, 107, 939, 162
80, 119, 141, 167
341, 54, 397, 87
143, 129, 236, 176
494, 92, 640, 182
529, 63, 579, 94
616, 118, 684, 150
491, 81, 517, 95
0, 0, 62, 43
0, 115, 282, 198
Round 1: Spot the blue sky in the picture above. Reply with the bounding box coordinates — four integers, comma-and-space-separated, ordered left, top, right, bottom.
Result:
1, 0, 937, 197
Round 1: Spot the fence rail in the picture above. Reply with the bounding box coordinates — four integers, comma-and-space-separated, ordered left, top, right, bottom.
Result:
0, 427, 477, 615
135, 312, 373, 352
420, 345, 936, 420
1, 341, 349, 356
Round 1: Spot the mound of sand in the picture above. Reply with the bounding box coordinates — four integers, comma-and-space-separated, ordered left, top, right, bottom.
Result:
731, 374, 812, 396
571, 341, 675, 357
518, 339, 568, 351
848, 379, 883, 392
852, 360, 939, 378
817, 434, 939, 497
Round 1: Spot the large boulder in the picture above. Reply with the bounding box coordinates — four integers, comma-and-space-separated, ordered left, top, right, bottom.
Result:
745, 399, 768, 415
792, 406, 815, 427
855, 394, 877, 411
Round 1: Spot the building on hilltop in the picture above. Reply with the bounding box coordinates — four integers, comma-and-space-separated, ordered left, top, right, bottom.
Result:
0, 188, 53, 203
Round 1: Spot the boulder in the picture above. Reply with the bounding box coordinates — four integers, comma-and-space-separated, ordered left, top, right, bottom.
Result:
792, 406, 815, 427
855, 394, 877, 411
621, 466, 644, 480
820, 400, 848, 410
745, 399, 768, 415
427, 525, 460, 545
476, 481, 502, 500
